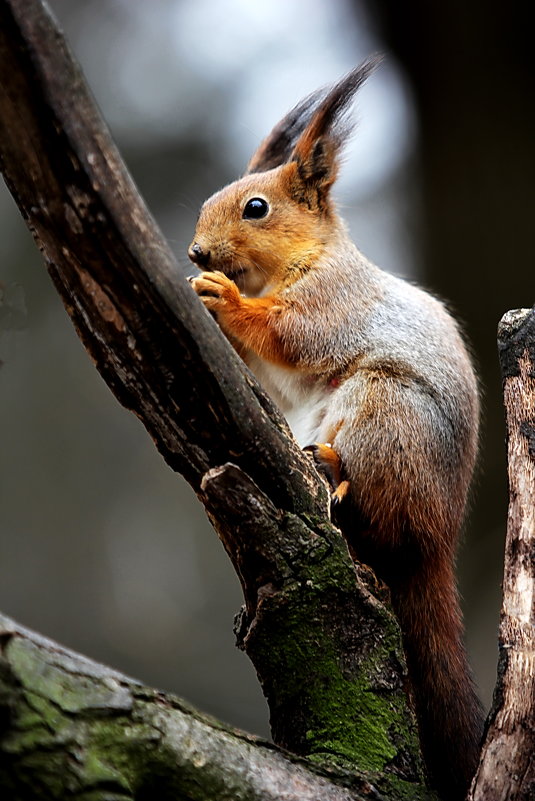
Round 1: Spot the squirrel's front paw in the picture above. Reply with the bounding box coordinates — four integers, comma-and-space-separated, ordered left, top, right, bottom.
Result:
190, 270, 241, 312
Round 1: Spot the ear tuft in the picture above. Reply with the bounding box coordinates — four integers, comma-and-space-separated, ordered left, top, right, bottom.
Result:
245, 85, 330, 174
245, 55, 382, 176
289, 56, 382, 202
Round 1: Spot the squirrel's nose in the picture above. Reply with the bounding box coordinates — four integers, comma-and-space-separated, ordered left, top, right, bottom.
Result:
188, 242, 210, 267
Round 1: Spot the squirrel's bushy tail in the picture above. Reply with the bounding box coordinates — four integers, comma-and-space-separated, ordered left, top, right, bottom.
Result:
390, 556, 484, 801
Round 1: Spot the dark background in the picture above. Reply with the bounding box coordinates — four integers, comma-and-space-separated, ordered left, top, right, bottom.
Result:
0, 0, 532, 736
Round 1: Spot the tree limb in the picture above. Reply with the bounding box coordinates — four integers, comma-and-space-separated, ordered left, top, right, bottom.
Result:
0, 612, 387, 801
469, 308, 535, 801
0, 0, 431, 798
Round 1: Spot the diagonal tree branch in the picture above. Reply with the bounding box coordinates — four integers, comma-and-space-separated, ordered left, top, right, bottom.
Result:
0, 0, 314, 508
0, 0, 431, 798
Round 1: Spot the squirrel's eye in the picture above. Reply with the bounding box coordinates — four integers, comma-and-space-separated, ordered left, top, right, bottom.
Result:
243, 197, 269, 220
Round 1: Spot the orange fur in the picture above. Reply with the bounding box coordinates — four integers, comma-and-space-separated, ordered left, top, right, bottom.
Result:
332, 479, 351, 504
191, 271, 293, 367
308, 442, 342, 481
304, 441, 344, 492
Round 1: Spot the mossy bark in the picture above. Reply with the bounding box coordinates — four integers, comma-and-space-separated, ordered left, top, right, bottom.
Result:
202, 464, 428, 796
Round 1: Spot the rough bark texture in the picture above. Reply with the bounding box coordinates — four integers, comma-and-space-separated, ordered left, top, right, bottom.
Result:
201, 464, 424, 787
0, 0, 432, 798
469, 308, 535, 801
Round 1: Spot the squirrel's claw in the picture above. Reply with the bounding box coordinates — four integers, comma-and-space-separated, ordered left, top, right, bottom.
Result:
190, 271, 242, 316
331, 479, 351, 505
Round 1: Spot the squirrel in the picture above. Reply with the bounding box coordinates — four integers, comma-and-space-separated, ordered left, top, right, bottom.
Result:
188, 58, 484, 801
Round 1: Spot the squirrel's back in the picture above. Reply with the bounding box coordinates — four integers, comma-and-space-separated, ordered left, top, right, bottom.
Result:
249, 235, 478, 463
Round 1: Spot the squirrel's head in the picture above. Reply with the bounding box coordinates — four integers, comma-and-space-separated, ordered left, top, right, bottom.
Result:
188, 57, 380, 295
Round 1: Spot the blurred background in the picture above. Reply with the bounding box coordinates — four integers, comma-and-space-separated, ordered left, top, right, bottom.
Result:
0, 0, 533, 736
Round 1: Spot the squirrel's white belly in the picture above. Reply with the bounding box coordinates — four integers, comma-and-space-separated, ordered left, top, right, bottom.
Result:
247, 357, 331, 447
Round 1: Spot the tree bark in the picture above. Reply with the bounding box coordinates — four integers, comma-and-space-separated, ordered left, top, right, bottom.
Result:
469, 308, 535, 801
0, 0, 431, 798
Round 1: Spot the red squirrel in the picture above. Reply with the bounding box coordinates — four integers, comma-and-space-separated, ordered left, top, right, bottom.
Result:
188, 58, 484, 800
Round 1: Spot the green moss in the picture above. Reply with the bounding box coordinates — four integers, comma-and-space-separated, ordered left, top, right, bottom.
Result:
262, 579, 433, 800
249, 516, 425, 784
7, 638, 133, 717
12, 691, 51, 731
82, 746, 133, 793
275, 606, 401, 770
374, 773, 439, 801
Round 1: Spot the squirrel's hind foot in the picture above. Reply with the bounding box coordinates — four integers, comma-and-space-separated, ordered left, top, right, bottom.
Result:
304, 443, 351, 505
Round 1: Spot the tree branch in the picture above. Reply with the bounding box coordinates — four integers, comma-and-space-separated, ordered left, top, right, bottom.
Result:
0, 0, 312, 507
469, 308, 535, 801
0, 612, 386, 801
0, 0, 431, 798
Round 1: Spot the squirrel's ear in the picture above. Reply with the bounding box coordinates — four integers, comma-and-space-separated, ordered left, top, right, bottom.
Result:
245, 86, 330, 174
288, 57, 381, 206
